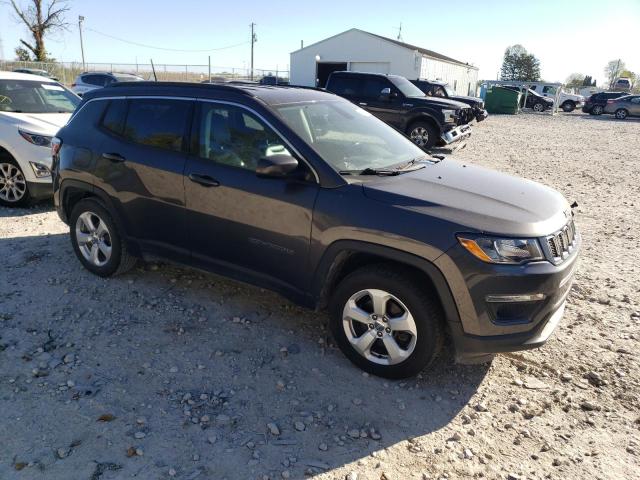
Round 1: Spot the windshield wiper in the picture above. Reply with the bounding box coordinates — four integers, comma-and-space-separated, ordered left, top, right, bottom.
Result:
339, 167, 399, 176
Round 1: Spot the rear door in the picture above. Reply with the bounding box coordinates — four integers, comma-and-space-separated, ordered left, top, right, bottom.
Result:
94, 97, 193, 260
183, 100, 319, 291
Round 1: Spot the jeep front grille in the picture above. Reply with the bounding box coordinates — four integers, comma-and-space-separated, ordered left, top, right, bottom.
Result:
546, 219, 577, 262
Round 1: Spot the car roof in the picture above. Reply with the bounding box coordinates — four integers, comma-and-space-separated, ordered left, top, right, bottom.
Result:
331, 71, 407, 81
0, 70, 57, 82
84, 81, 339, 106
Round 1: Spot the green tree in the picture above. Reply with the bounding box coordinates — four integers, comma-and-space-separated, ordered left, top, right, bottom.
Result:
500, 45, 541, 82
565, 73, 585, 89
582, 75, 596, 87
10, 0, 70, 62
14, 46, 32, 61
604, 59, 626, 89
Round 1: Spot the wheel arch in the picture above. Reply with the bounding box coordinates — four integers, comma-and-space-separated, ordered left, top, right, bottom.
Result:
312, 240, 461, 327
405, 112, 441, 134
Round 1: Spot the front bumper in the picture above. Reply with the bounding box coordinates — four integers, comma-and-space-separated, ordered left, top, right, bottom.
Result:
26, 180, 53, 200
475, 109, 488, 122
440, 234, 581, 362
441, 124, 472, 144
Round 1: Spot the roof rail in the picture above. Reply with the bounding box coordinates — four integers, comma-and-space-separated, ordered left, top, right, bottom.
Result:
107, 81, 257, 96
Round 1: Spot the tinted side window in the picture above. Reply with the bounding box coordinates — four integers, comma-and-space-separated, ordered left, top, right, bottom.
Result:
197, 102, 291, 171
124, 99, 191, 152
329, 76, 360, 95
101, 99, 127, 135
542, 86, 556, 94
83, 75, 107, 86
68, 100, 107, 130
361, 77, 391, 98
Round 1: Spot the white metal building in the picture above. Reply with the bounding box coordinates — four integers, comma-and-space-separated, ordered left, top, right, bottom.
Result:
290, 28, 479, 95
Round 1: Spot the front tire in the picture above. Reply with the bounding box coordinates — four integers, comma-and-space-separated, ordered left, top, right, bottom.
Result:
329, 265, 444, 379
591, 105, 604, 115
0, 159, 30, 207
561, 101, 575, 112
69, 198, 136, 277
407, 121, 438, 149
615, 108, 628, 120
532, 102, 545, 113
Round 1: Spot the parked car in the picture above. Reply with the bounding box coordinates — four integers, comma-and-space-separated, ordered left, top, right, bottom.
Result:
582, 91, 630, 115
52, 81, 580, 378
410, 79, 488, 122
0, 71, 80, 206
528, 83, 584, 112
71, 72, 144, 96
603, 95, 640, 119
612, 77, 632, 92
260, 75, 289, 85
503, 86, 554, 112
13, 68, 59, 81
326, 71, 473, 149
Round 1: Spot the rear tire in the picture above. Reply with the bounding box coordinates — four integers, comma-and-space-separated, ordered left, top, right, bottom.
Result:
69, 198, 137, 277
0, 158, 31, 207
329, 264, 444, 379
561, 101, 575, 112
407, 121, 439, 149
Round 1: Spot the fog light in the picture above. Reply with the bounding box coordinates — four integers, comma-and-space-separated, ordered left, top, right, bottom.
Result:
29, 162, 52, 178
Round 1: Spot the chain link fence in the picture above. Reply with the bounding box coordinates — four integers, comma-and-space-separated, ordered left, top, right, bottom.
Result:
0, 60, 289, 86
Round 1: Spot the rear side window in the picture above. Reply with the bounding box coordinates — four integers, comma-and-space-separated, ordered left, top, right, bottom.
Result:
101, 99, 127, 135
328, 76, 360, 95
124, 99, 191, 152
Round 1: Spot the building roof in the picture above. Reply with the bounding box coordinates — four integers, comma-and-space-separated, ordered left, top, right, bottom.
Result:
291, 28, 478, 70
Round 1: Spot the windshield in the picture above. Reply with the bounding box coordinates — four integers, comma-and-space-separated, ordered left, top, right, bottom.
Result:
0, 80, 80, 113
275, 100, 428, 173
444, 85, 456, 96
391, 77, 426, 98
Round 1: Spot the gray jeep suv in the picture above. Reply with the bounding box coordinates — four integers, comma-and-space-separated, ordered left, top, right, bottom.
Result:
52, 82, 580, 378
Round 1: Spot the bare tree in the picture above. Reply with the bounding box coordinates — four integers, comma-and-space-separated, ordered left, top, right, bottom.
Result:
604, 59, 625, 89
10, 0, 70, 61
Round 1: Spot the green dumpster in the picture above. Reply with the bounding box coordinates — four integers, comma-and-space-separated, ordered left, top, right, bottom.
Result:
484, 86, 521, 114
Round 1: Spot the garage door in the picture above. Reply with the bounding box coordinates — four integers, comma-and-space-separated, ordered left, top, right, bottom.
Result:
349, 62, 391, 74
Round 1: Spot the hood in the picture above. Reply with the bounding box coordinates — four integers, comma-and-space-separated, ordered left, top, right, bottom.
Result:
450, 94, 483, 106
0, 112, 71, 135
362, 160, 570, 237
407, 96, 470, 110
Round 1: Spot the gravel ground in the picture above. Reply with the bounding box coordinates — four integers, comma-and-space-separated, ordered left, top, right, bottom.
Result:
1, 112, 639, 480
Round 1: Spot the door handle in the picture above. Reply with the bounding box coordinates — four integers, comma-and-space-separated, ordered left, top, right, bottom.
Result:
188, 173, 220, 187
102, 152, 126, 163
359, 102, 368, 106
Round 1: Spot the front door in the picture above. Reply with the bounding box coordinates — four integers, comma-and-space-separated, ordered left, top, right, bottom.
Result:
629, 96, 640, 116
359, 76, 406, 129
183, 101, 319, 293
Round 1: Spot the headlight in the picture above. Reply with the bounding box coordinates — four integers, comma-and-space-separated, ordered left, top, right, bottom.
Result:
458, 235, 544, 264
19, 130, 52, 148
442, 109, 456, 122
29, 162, 52, 178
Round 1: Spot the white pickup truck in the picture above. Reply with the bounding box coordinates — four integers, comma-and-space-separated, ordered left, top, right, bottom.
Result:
529, 83, 585, 112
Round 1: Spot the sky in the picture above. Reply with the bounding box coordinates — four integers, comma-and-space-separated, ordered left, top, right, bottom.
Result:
1, 0, 638, 85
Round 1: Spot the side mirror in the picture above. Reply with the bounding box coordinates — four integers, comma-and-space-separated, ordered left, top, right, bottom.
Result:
256, 154, 299, 178
380, 87, 391, 98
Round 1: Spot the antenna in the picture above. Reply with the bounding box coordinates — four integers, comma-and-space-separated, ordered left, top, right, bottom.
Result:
395, 22, 403, 41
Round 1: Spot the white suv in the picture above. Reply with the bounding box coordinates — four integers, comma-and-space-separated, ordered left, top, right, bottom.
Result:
0, 71, 80, 206
529, 83, 585, 112
71, 72, 144, 96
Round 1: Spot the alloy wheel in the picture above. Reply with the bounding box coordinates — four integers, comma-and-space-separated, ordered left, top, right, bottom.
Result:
410, 127, 429, 147
75, 211, 113, 267
0, 163, 26, 203
592, 105, 603, 115
615, 109, 627, 119
533, 103, 544, 112
342, 289, 418, 365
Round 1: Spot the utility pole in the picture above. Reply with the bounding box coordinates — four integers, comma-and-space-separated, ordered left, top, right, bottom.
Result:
395, 22, 403, 41
78, 16, 86, 70
250, 22, 257, 80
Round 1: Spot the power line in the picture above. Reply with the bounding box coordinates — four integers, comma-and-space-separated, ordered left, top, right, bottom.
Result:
85, 28, 249, 53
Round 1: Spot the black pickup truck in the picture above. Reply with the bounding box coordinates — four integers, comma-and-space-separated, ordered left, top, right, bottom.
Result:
411, 79, 488, 122
326, 71, 472, 149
